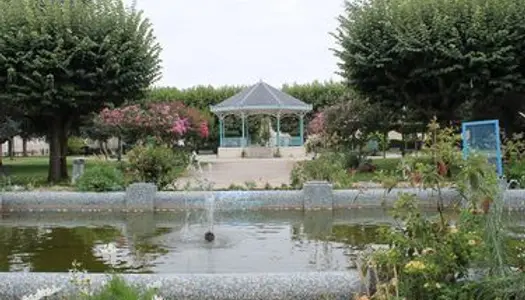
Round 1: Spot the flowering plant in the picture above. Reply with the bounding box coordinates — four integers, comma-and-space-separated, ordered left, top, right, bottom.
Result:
99, 102, 209, 146
355, 119, 509, 300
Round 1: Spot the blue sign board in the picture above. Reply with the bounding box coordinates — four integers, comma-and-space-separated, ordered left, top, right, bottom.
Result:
461, 120, 503, 177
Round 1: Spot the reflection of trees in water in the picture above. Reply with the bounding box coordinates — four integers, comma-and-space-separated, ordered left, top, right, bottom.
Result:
292, 222, 388, 246
290, 223, 336, 269
0, 225, 172, 273
0, 226, 121, 272
291, 219, 390, 270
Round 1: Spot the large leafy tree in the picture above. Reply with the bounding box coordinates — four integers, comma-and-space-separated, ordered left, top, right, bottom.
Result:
333, 0, 525, 125
0, 0, 161, 182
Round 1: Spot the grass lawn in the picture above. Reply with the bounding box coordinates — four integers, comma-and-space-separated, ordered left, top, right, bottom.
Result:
352, 157, 401, 182
1, 156, 116, 186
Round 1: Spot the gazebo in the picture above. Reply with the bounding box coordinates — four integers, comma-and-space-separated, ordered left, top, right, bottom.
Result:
210, 81, 313, 158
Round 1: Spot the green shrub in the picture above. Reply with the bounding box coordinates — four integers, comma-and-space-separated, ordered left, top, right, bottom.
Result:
76, 164, 125, 192
506, 159, 525, 187
68, 137, 87, 155
85, 276, 158, 300
127, 145, 188, 189
290, 152, 352, 188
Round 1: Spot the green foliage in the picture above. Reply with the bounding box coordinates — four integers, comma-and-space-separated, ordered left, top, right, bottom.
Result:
147, 80, 345, 112
82, 276, 158, 300
355, 119, 521, 300
290, 153, 353, 189
506, 161, 525, 187
68, 137, 87, 155
126, 145, 188, 189
322, 96, 392, 154
76, 164, 125, 192
0, 0, 162, 182
0, 117, 20, 144
334, 0, 525, 127
68, 264, 160, 300
502, 132, 525, 187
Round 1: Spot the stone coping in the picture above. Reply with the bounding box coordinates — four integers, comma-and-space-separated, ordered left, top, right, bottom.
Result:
1, 182, 525, 212
0, 271, 363, 300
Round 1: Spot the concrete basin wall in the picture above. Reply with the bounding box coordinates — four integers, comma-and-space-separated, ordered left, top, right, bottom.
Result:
0, 272, 363, 300
1, 182, 525, 212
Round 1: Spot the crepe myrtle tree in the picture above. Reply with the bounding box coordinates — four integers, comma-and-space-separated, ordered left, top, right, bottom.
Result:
0, 0, 162, 182
99, 101, 210, 148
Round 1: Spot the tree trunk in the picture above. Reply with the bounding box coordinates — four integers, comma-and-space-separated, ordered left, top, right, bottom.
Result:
383, 131, 388, 159
47, 117, 70, 183
59, 127, 69, 180
8, 137, 14, 160
22, 138, 28, 157
99, 140, 108, 160
48, 119, 63, 183
0, 142, 3, 166
117, 136, 122, 162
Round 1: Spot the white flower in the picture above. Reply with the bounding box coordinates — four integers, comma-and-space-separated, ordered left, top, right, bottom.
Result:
21, 285, 62, 300
146, 281, 162, 290
93, 242, 119, 266
152, 295, 164, 300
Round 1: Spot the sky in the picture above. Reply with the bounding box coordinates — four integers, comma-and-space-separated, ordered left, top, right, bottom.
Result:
129, 0, 345, 89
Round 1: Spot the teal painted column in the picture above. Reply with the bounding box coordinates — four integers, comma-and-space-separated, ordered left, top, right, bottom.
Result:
246, 116, 249, 146
241, 114, 246, 147
299, 114, 304, 146
276, 115, 281, 147
219, 117, 224, 147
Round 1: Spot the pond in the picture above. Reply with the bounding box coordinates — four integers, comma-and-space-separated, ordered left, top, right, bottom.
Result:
1, 209, 525, 274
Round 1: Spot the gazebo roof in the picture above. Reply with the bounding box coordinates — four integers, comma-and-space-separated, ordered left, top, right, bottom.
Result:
210, 81, 312, 115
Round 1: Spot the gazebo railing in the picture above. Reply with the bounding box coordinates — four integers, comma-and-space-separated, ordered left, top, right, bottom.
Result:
221, 137, 303, 148
222, 137, 248, 148
288, 137, 303, 147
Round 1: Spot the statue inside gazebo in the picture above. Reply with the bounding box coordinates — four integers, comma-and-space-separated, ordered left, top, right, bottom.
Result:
210, 81, 313, 158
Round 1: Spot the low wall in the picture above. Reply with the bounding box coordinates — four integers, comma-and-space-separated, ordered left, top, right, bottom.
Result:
0, 271, 363, 300
0, 183, 524, 299
2, 181, 525, 212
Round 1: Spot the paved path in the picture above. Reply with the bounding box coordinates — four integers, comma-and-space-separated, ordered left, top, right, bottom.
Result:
178, 158, 301, 189
176, 153, 403, 190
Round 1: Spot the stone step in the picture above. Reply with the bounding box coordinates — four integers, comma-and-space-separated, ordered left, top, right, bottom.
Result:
244, 147, 274, 158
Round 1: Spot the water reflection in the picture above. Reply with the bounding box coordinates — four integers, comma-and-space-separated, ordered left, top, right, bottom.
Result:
0, 210, 524, 273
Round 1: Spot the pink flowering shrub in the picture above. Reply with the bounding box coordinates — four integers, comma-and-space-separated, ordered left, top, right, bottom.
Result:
99, 102, 209, 146
308, 112, 326, 135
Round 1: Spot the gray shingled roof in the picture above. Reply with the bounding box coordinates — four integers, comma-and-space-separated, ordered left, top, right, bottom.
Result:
210, 81, 312, 115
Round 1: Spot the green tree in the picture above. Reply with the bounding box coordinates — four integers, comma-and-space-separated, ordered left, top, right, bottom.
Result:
323, 94, 385, 154
333, 0, 525, 125
0, 0, 161, 182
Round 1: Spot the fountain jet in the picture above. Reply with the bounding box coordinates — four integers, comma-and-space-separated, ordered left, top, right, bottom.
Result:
204, 231, 215, 242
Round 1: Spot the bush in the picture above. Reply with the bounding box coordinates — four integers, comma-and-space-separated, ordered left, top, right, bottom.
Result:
86, 276, 158, 300
68, 137, 87, 155
506, 159, 525, 187
126, 145, 188, 189
76, 164, 125, 192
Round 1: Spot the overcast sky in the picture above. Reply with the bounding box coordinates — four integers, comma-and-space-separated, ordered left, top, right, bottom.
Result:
129, 0, 345, 88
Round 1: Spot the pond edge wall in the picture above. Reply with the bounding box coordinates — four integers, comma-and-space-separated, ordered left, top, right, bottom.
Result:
2, 181, 525, 212
0, 271, 364, 300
